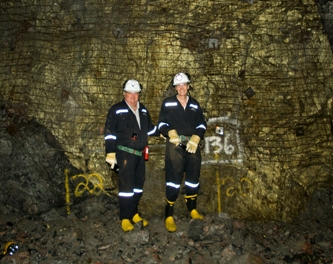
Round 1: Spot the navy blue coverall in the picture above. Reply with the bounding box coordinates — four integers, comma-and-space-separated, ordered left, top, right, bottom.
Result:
158, 95, 207, 203
104, 99, 158, 220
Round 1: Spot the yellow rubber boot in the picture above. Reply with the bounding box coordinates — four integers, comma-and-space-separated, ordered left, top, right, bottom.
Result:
165, 216, 177, 232
190, 209, 204, 220
121, 219, 134, 232
132, 213, 148, 227
185, 195, 203, 220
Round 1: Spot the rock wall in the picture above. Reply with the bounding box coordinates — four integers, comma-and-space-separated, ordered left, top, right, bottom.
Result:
0, 102, 82, 215
1, 0, 333, 221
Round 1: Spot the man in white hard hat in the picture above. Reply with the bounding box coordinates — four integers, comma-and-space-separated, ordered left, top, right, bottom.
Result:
158, 73, 207, 232
104, 79, 158, 232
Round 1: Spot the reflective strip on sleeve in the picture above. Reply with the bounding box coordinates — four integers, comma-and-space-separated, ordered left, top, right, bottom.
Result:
165, 102, 177, 107
158, 122, 169, 130
116, 109, 129, 114
196, 124, 207, 130
189, 103, 198, 109
148, 126, 157, 135
105, 135, 117, 140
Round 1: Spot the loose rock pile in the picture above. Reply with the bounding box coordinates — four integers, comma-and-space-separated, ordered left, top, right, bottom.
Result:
0, 192, 333, 264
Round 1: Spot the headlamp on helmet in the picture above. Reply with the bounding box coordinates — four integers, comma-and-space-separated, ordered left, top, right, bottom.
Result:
123, 79, 142, 93
173, 73, 190, 86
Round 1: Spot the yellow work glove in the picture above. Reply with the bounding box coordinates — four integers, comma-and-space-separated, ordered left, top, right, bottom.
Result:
168, 129, 180, 146
186, 135, 201, 153
106, 152, 116, 169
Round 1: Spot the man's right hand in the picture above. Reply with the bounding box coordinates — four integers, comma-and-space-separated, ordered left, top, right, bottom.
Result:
106, 153, 116, 169
168, 130, 180, 146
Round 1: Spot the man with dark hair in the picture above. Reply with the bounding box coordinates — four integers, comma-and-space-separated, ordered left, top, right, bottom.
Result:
158, 73, 207, 232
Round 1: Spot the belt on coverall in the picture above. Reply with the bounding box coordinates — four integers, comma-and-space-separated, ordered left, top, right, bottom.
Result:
117, 145, 142, 156
179, 135, 191, 141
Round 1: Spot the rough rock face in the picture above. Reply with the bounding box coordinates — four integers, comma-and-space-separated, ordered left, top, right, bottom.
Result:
0, 102, 81, 216
0, 0, 333, 221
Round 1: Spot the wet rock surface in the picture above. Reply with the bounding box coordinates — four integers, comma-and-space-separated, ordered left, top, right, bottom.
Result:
1, 191, 333, 264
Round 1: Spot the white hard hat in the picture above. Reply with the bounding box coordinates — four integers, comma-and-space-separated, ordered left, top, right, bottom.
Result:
173, 73, 190, 86
123, 79, 141, 93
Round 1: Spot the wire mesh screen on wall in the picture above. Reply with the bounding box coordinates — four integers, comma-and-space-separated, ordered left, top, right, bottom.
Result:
1, 0, 333, 170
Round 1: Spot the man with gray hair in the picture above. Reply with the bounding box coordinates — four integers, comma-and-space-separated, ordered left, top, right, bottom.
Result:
104, 79, 158, 232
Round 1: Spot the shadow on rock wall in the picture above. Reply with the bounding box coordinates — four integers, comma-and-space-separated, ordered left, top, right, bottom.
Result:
0, 102, 82, 216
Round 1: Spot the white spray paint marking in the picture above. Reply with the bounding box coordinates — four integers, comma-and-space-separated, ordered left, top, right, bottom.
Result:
203, 116, 244, 164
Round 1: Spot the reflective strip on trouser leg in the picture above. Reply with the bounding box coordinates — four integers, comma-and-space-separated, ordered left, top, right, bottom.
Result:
166, 182, 180, 201
165, 140, 201, 200
185, 181, 200, 196
184, 146, 201, 196
117, 149, 145, 220
165, 141, 185, 201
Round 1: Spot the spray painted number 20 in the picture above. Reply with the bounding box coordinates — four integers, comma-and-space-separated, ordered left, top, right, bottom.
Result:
221, 176, 252, 197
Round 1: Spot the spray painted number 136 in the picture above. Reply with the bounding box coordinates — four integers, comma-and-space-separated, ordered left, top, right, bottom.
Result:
204, 135, 235, 155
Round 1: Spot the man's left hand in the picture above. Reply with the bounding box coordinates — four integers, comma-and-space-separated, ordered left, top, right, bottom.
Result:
186, 135, 201, 153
